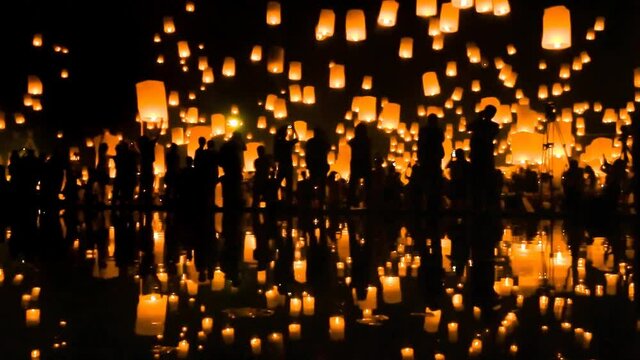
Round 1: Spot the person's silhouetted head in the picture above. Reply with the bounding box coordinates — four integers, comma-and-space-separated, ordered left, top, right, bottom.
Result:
313, 127, 327, 140
427, 113, 439, 127
99, 143, 108, 154
568, 159, 578, 169
206, 139, 215, 150
231, 131, 243, 142
257, 145, 265, 157
355, 122, 368, 138
198, 137, 206, 148
454, 148, 465, 160
169, 143, 178, 152
482, 105, 497, 121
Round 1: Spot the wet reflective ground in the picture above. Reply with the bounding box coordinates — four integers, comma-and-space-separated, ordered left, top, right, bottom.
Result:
0, 209, 639, 359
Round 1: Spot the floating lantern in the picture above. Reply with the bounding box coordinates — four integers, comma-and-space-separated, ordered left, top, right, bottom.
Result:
135, 294, 167, 336
416, 0, 438, 18
542, 6, 572, 50
163, 17, 175, 34
168, 91, 179, 107
266, 1, 281, 26
422, 72, 440, 96
378, 1, 399, 27
202, 67, 215, 83
439, 3, 459, 33
267, 46, 285, 73
346, 10, 367, 42
303, 86, 316, 104
316, 9, 335, 40
289, 61, 302, 81
330, 64, 346, 89
507, 44, 517, 55
32, 34, 43, 47
452, 0, 473, 9
27, 75, 43, 95
136, 80, 168, 123
380, 103, 401, 131
222, 57, 235, 77
177, 41, 190, 58
274, 98, 287, 119
494, 0, 510, 15
432, 34, 444, 50
471, 80, 481, 92
428, 18, 440, 36
251, 45, 263, 62
466, 43, 481, 63
445, 61, 457, 77
399, 37, 414, 59
594, 17, 605, 31
185, 107, 198, 124
211, 114, 226, 135
289, 84, 302, 102
559, 64, 571, 79
357, 96, 377, 122
185, 1, 195, 12
634, 68, 640, 88
475, 0, 493, 13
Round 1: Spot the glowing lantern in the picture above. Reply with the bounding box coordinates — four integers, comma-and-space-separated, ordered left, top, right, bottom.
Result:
493, 0, 510, 16
439, 3, 459, 33
274, 98, 287, 119
466, 43, 481, 63
551, 83, 563, 96
15, 113, 25, 125
542, 6, 572, 50
177, 41, 190, 58
266, 2, 281, 26
422, 72, 440, 96
330, 64, 346, 89
185, 1, 195, 12
23, 94, 33, 107
60, 69, 69, 79
294, 121, 308, 141
220, 57, 235, 77
27, 75, 43, 95
504, 72, 517, 88
580, 51, 591, 64
32, 99, 42, 112
416, 0, 438, 18
380, 103, 401, 131
432, 34, 444, 51
346, 10, 367, 42
475, 0, 493, 13
316, 9, 335, 41
171, 128, 184, 145
511, 132, 544, 164
32, 34, 43, 47
257, 116, 267, 129
634, 68, 640, 88
572, 57, 583, 71
538, 85, 549, 100
559, 64, 571, 79
452, 0, 473, 9
586, 28, 595, 40
506, 44, 517, 55
357, 96, 377, 122
377, 1, 399, 27
135, 294, 167, 336
399, 37, 413, 59
289, 61, 302, 81
303, 86, 316, 104
594, 17, 605, 31
428, 18, 441, 36
163, 17, 175, 34
202, 67, 215, 84
446, 61, 457, 77
136, 80, 168, 123
211, 114, 226, 135
451, 87, 463, 101
251, 45, 263, 62
362, 76, 373, 90
185, 107, 198, 124
471, 80, 481, 92
494, 57, 505, 69
289, 85, 301, 102
168, 91, 179, 107
267, 46, 285, 74
602, 109, 617, 124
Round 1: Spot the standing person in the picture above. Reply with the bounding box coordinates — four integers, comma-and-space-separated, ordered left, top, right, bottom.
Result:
305, 128, 330, 204
469, 105, 500, 212
219, 132, 246, 210
206, 139, 219, 208
418, 113, 445, 213
94, 143, 110, 204
274, 125, 298, 206
561, 159, 585, 215
137, 135, 157, 206
447, 148, 472, 212
348, 123, 372, 208
252, 145, 272, 208
164, 143, 180, 206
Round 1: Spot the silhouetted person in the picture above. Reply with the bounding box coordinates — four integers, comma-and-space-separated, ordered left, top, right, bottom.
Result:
219, 132, 246, 210
194, 137, 208, 171
40, 146, 67, 209
469, 105, 500, 212
584, 165, 597, 197
252, 145, 272, 208
447, 148, 472, 212
94, 142, 110, 204
274, 125, 298, 206
383, 162, 403, 213
114, 141, 135, 205
348, 123, 371, 207
418, 114, 445, 212
164, 143, 180, 206
206, 139, 219, 186
137, 135, 157, 206
561, 159, 584, 214
305, 128, 330, 203
296, 170, 313, 210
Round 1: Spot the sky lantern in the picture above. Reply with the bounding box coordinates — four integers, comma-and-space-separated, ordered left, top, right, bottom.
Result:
377, 1, 399, 27
493, 0, 511, 16
594, 16, 605, 31
274, 98, 287, 119
14, 113, 25, 125
302, 86, 316, 104
634, 68, 640, 88
266, 2, 281, 26
580, 51, 591, 63
494, 57, 505, 69
466, 43, 481, 63
32, 34, 43, 47
168, 91, 180, 107
602, 108, 617, 124
542, 6, 572, 50
251, 45, 263, 62
439, 3, 459, 33
422, 72, 440, 96
446, 61, 457, 77
222, 57, 236, 77
380, 103, 401, 131
316, 9, 335, 41
198, 56, 208, 71
288, 61, 302, 81
551, 83, 563, 96
136, 80, 168, 123
202, 67, 214, 83
211, 114, 225, 135
510, 132, 544, 164
475, 0, 493, 13
451, 87, 463, 101
559, 64, 571, 79
27, 75, 43, 95
185, 107, 198, 124
506, 44, 517, 55
346, 9, 367, 42
267, 46, 285, 73
538, 85, 549, 99
471, 80, 481, 92
432, 34, 444, 50
289, 84, 302, 102
330, 64, 346, 89
452, 0, 473, 10
257, 116, 267, 129
428, 18, 440, 36
177, 41, 190, 58
163, 17, 175, 34
357, 96, 377, 122
362, 76, 373, 90
398, 37, 414, 59
294, 120, 308, 141
416, 0, 438, 18
185, 1, 195, 12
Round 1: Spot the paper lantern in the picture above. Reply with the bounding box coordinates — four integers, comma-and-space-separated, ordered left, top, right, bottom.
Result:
559, 64, 570, 79
136, 80, 168, 123
330, 64, 346, 89
168, 91, 180, 107
14, 113, 25, 125
471, 80, 481, 92
303, 86, 316, 104
445, 61, 457, 77
185, 107, 198, 124
171, 128, 185, 145
416, 0, 438, 18
510, 132, 544, 164
586, 28, 595, 40
377, 1, 399, 27
32, 34, 43, 47
507, 44, 517, 55
27, 75, 43, 95
452, 0, 473, 10
398, 37, 413, 59
498, 65, 512, 81
475, 0, 493, 13
202, 67, 215, 83
380, 103, 401, 131
266, 2, 281, 26
572, 57, 583, 71
251, 45, 263, 62
274, 98, 287, 119
422, 72, 440, 96
551, 83, 563, 96
494, 57, 505, 69
466, 43, 481, 63
432, 34, 444, 51
32, 99, 42, 112
542, 6, 571, 50
0, 112, 5, 130
439, 3, 459, 33
289, 61, 302, 81
493, 0, 510, 16
357, 96, 377, 122
185, 1, 195, 12
23, 94, 33, 107
451, 87, 463, 101
293, 120, 308, 141
219, 57, 235, 77
267, 46, 285, 73
594, 17, 605, 31
428, 18, 441, 36
60, 69, 69, 79
602, 109, 617, 124
177, 41, 190, 58
504, 72, 517, 88
288, 85, 301, 102
163, 17, 175, 34
316, 9, 335, 41
135, 294, 167, 336
346, 10, 367, 42
211, 114, 226, 135
538, 85, 549, 99
634, 68, 640, 88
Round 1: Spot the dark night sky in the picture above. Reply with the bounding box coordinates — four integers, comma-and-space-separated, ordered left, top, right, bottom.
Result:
0, 0, 638, 149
